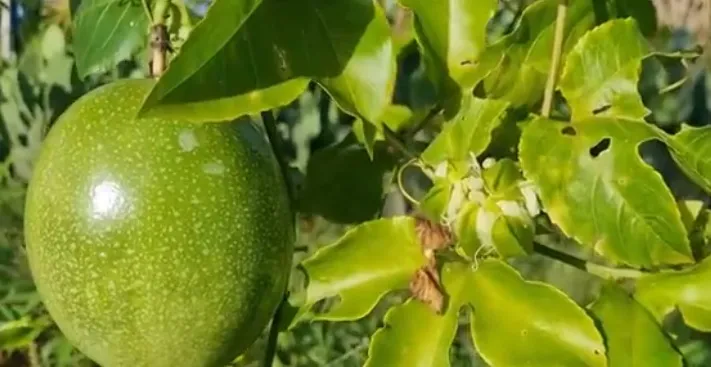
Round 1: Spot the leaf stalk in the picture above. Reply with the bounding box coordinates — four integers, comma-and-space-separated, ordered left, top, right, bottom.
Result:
541, 0, 567, 118
532, 242, 645, 280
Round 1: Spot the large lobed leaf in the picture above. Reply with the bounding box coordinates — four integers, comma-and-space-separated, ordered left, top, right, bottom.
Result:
589, 283, 683, 367
559, 18, 651, 120
469, 259, 606, 367
139, 0, 395, 125
73, 0, 150, 78
397, 0, 498, 97
519, 116, 692, 268
635, 255, 711, 332
299, 217, 426, 321
365, 260, 606, 366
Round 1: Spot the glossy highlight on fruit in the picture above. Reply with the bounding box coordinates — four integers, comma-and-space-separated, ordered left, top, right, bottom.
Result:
23, 79, 294, 367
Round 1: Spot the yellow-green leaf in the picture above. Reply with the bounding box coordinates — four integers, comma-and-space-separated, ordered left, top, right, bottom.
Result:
300, 217, 426, 321
589, 282, 683, 367
519, 116, 692, 267
559, 18, 651, 120
421, 96, 510, 166
397, 0, 498, 97
469, 259, 607, 367
364, 263, 469, 367
635, 256, 711, 332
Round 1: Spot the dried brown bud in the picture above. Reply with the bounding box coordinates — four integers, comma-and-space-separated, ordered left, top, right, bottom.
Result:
415, 216, 452, 254
409, 261, 445, 314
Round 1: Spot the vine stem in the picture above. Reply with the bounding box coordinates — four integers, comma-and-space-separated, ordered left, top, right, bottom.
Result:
541, 0, 568, 118
383, 126, 418, 161
532, 242, 645, 280
260, 110, 295, 367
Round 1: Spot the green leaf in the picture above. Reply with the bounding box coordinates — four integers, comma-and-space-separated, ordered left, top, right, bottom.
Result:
668, 125, 711, 193
352, 119, 379, 160
479, 0, 599, 107
559, 18, 651, 120
589, 282, 683, 367
635, 255, 711, 332
519, 116, 693, 268
418, 177, 452, 222
298, 134, 396, 224
365, 263, 468, 367
469, 259, 607, 367
421, 96, 510, 166
140, 0, 395, 125
300, 217, 426, 321
398, 0, 498, 96
73, 0, 149, 79
0, 316, 52, 351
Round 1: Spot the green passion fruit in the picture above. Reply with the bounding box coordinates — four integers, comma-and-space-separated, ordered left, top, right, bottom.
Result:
23, 79, 294, 367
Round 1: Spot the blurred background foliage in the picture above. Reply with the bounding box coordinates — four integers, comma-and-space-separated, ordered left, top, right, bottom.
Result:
1, 0, 711, 366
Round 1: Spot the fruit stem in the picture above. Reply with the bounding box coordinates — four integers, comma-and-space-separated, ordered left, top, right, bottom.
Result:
150, 0, 172, 77
532, 242, 646, 280
541, 0, 567, 118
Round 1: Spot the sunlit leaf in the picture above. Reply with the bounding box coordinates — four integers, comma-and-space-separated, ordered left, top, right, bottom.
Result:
589, 282, 683, 367
635, 256, 711, 332
559, 18, 651, 120
299, 217, 426, 321
421, 96, 510, 166
364, 263, 468, 367
140, 0, 395, 125
519, 116, 692, 267
73, 0, 149, 79
668, 124, 711, 193
469, 259, 607, 367
397, 0, 498, 96
418, 177, 452, 222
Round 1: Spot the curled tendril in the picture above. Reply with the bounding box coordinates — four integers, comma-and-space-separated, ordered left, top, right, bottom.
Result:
396, 158, 424, 206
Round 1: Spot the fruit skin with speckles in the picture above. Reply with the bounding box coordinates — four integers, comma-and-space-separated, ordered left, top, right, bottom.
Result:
23, 79, 294, 367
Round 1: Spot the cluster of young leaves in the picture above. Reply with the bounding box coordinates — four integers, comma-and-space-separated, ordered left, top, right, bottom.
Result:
70, 0, 711, 365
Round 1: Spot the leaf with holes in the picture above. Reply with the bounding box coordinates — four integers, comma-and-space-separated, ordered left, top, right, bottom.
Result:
519, 116, 692, 267
397, 0, 498, 97
421, 96, 510, 166
299, 217, 426, 321
559, 18, 651, 120
635, 255, 711, 332
668, 124, 711, 193
298, 134, 397, 224
364, 263, 469, 367
139, 0, 395, 125
469, 259, 607, 366
73, 0, 150, 79
478, 0, 599, 107
589, 282, 683, 367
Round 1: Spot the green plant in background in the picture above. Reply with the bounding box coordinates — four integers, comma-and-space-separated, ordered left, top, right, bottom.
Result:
3, 0, 711, 366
